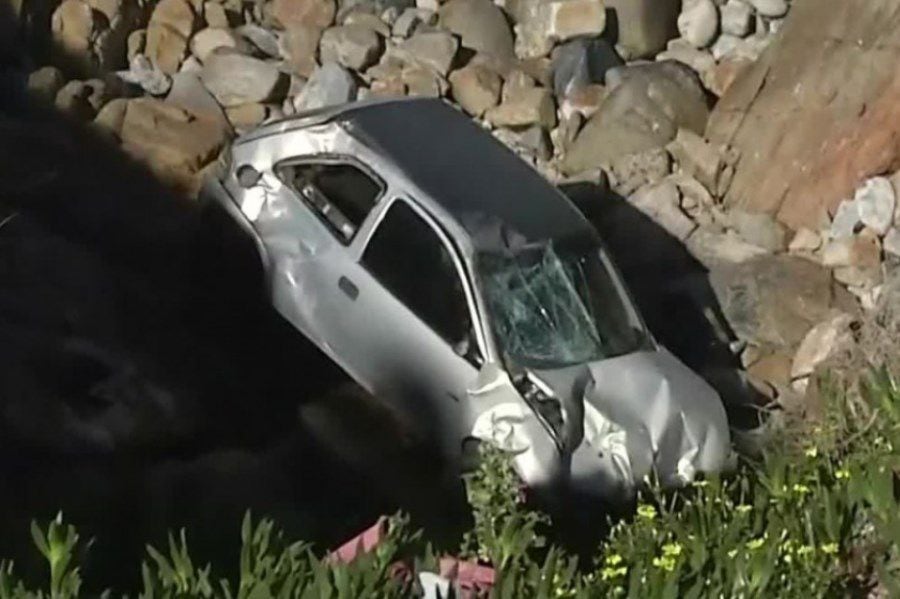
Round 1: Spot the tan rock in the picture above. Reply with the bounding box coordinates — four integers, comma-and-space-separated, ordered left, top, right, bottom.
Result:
821, 235, 881, 268
204, 1, 231, 27
397, 31, 458, 75
748, 351, 793, 390
190, 28, 245, 62
225, 103, 269, 129
449, 63, 501, 117
281, 24, 321, 77
94, 97, 129, 138
127, 29, 146, 61
401, 65, 446, 97
486, 86, 556, 128
146, 0, 198, 74
120, 98, 229, 193
51, 0, 98, 63
270, 0, 335, 31
707, 57, 752, 97
788, 228, 822, 253
27, 66, 65, 103
55, 80, 96, 120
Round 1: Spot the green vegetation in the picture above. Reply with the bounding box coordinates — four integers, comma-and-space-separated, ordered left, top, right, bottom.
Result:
5, 371, 900, 597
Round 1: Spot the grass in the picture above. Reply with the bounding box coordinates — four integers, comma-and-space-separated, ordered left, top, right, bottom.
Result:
5, 369, 900, 597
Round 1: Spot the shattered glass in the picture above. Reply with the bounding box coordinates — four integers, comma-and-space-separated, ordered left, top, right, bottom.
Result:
479, 243, 648, 368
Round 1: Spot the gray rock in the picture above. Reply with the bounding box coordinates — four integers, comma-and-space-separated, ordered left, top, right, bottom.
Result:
515, 0, 606, 59
708, 255, 853, 348
790, 313, 855, 381
729, 209, 787, 251
320, 24, 382, 69
885, 228, 900, 258
55, 80, 96, 120
550, 38, 623, 97
118, 54, 172, 96
438, 0, 514, 66
397, 31, 458, 75
677, 0, 719, 49
293, 62, 358, 110
830, 199, 861, 239
343, 11, 392, 37
200, 51, 285, 107
392, 8, 432, 37
236, 24, 283, 57
721, 0, 753, 37
166, 71, 232, 133
656, 38, 716, 77
687, 228, 770, 268
27, 66, 65, 103
667, 128, 722, 194
856, 176, 896, 236
609, 148, 671, 196
563, 61, 708, 174
629, 180, 696, 241
604, 0, 681, 58
746, 0, 788, 18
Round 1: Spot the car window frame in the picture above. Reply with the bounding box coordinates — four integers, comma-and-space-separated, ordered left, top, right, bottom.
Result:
360, 196, 486, 368
273, 154, 387, 246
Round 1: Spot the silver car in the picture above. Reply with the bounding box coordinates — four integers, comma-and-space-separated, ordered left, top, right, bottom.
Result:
201, 97, 731, 500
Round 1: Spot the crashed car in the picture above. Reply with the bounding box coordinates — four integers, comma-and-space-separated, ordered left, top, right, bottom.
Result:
201, 97, 731, 500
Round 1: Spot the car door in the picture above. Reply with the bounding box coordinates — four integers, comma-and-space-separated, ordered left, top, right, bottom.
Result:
324, 197, 485, 458
251, 157, 387, 356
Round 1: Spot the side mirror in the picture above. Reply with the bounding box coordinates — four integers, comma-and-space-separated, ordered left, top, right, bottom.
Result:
236, 164, 262, 189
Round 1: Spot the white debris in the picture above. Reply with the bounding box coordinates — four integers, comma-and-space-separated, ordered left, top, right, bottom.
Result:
856, 176, 896, 236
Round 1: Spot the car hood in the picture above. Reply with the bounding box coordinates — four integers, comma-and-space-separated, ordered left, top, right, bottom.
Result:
469, 348, 732, 500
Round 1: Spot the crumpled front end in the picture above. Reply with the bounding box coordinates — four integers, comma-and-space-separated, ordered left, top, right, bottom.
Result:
469, 349, 732, 502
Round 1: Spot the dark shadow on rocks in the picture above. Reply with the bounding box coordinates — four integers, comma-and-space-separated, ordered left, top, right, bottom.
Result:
0, 7, 469, 592
560, 181, 769, 433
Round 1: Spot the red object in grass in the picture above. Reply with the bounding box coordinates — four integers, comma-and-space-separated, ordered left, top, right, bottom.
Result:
439, 556, 496, 594
326, 516, 388, 564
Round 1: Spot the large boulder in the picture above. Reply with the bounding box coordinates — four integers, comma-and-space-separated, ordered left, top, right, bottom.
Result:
119, 98, 229, 194
438, 0, 515, 69
270, 0, 336, 31
563, 61, 709, 174
707, 0, 900, 231
200, 52, 285, 107
604, 0, 680, 59
708, 255, 856, 349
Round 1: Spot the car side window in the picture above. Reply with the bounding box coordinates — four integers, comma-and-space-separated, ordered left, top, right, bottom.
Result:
277, 162, 383, 244
362, 200, 479, 362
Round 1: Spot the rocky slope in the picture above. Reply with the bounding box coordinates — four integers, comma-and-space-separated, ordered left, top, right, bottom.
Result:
9, 0, 900, 420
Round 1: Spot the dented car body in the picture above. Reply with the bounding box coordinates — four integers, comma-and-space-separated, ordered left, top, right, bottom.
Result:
201, 97, 731, 500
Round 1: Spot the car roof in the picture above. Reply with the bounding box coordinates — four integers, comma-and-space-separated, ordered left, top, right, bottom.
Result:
237, 98, 597, 251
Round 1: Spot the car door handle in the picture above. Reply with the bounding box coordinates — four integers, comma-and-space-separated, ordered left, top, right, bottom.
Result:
338, 275, 359, 300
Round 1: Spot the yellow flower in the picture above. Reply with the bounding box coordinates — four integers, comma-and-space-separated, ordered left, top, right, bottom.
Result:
797, 546, 814, 557
835, 469, 850, 480
652, 556, 677, 572
605, 553, 623, 567
692, 480, 709, 488
804, 447, 818, 458
637, 505, 658, 520
727, 549, 738, 559
821, 542, 839, 555
662, 543, 683, 557
735, 504, 752, 514
746, 537, 765, 551
792, 483, 811, 496
601, 566, 628, 581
